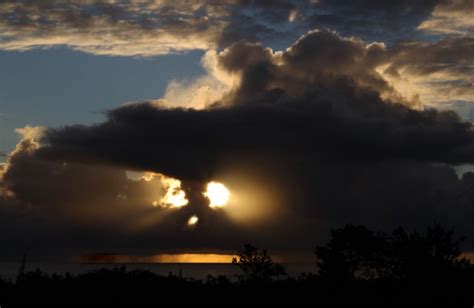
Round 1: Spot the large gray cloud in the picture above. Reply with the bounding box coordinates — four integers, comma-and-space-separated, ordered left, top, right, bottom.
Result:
11, 30, 469, 257
0, 127, 253, 261
38, 30, 474, 174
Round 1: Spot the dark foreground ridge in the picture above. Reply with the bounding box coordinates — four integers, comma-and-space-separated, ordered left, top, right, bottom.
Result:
1, 223, 472, 305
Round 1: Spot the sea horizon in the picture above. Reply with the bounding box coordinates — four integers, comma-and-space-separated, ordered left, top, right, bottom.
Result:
0, 261, 317, 281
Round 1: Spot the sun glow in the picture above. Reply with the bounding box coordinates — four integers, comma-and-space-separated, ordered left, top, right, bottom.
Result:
187, 215, 199, 226
204, 181, 230, 208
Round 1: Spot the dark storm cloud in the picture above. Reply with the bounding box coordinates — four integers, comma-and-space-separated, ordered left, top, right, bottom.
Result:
0, 128, 253, 260
38, 97, 474, 180
1, 17, 474, 259
38, 30, 474, 179
9, 29, 468, 255
2, 144, 474, 259
0, 128, 152, 225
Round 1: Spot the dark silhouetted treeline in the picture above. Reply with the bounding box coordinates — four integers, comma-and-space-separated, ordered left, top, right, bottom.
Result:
0, 223, 472, 305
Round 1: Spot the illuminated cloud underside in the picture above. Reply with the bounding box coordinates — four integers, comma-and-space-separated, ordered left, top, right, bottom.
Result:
139, 172, 189, 209
0, 126, 45, 198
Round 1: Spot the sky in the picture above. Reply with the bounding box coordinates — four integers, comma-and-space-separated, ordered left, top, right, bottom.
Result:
0, 0, 474, 262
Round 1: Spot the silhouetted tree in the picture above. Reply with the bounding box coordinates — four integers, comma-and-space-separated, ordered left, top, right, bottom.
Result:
232, 244, 286, 283
316, 223, 470, 282
389, 222, 470, 280
315, 225, 390, 280
15, 253, 27, 284
0, 227, 471, 306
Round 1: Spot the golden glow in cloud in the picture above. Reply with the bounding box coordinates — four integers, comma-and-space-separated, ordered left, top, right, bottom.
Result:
417, 1, 474, 36
187, 215, 199, 226
159, 176, 189, 208
135, 172, 189, 209
376, 62, 474, 111
0, 125, 45, 198
204, 167, 288, 225
204, 181, 230, 208
162, 49, 240, 109
288, 9, 299, 22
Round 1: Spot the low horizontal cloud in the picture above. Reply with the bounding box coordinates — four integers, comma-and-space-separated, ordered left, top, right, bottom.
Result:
0, 0, 304, 57
0, 0, 463, 57
0, 0, 224, 56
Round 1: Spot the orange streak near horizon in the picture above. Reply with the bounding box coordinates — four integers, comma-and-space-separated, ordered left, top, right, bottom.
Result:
153, 254, 235, 263
77, 253, 236, 264
461, 252, 474, 264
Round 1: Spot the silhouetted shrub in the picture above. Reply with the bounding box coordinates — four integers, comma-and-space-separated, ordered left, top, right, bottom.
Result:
0, 224, 471, 305
205, 274, 231, 287
232, 243, 286, 283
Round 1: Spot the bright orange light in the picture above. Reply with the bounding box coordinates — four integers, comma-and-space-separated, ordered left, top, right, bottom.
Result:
187, 215, 199, 226
153, 253, 234, 263
203, 181, 230, 208
76, 253, 235, 263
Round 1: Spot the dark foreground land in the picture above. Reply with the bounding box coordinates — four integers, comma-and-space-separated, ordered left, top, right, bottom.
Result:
0, 224, 472, 305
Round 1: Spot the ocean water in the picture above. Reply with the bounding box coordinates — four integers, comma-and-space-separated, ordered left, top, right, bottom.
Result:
0, 262, 316, 281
